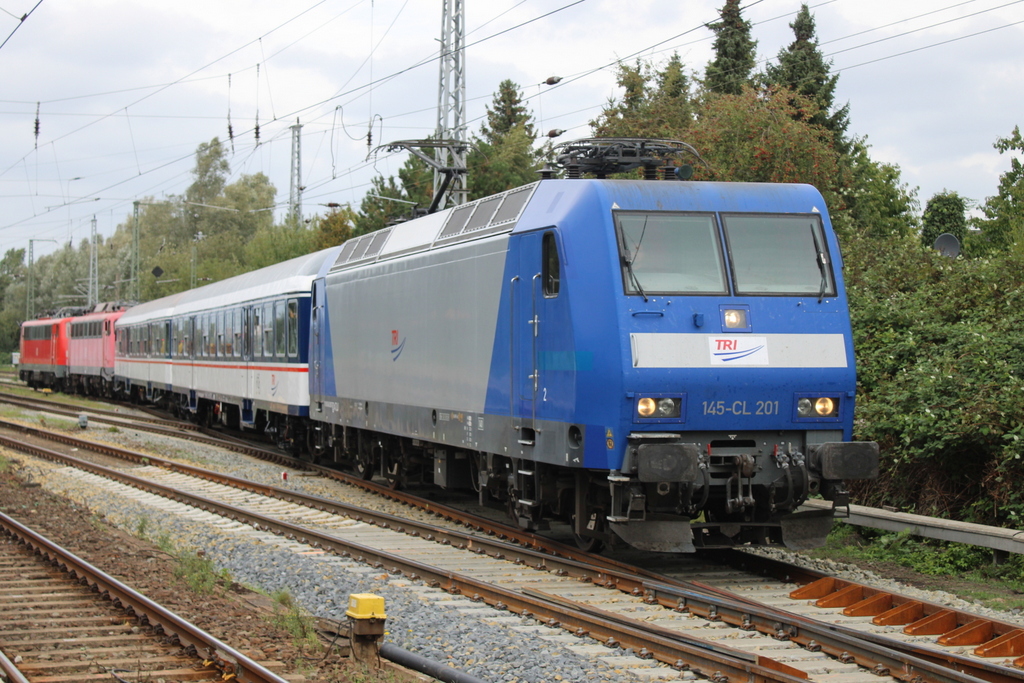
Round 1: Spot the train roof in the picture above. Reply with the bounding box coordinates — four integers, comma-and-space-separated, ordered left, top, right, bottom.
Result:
328, 178, 831, 274
119, 246, 342, 325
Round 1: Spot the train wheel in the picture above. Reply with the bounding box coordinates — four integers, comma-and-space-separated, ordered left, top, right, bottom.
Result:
355, 452, 375, 480
384, 458, 402, 489
571, 515, 605, 554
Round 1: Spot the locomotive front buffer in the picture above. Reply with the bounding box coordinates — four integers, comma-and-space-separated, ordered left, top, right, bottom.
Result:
607, 434, 879, 553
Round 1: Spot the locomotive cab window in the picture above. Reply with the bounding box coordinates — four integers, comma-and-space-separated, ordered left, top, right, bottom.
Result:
722, 214, 836, 297
542, 232, 560, 297
615, 212, 728, 296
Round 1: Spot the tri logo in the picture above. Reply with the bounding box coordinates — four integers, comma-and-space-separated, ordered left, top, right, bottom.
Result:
709, 336, 769, 365
391, 329, 406, 361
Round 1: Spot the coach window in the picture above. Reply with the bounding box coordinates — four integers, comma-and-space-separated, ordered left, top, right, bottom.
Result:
197, 315, 205, 358
542, 232, 560, 297
253, 307, 263, 357
216, 310, 224, 357
223, 310, 233, 356
264, 303, 274, 358
233, 309, 242, 357
287, 299, 298, 357
275, 301, 286, 357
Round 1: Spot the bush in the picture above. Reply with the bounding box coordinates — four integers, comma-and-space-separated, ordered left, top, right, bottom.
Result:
843, 231, 1024, 526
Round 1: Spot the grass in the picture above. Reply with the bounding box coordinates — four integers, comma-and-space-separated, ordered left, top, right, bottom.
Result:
268, 589, 323, 651
144, 530, 232, 595
806, 522, 1024, 612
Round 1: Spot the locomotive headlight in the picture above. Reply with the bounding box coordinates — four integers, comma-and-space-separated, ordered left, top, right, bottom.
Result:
637, 397, 657, 417
657, 398, 679, 417
723, 309, 747, 328
636, 396, 682, 419
797, 396, 839, 418
815, 397, 836, 416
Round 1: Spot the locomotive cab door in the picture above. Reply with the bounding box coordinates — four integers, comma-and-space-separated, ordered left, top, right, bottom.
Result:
511, 229, 571, 447
310, 278, 325, 412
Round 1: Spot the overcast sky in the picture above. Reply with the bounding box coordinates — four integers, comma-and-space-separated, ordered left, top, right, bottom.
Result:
2, 0, 1022, 259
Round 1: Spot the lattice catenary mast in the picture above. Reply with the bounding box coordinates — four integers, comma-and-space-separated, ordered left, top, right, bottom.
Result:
434, 0, 467, 209
289, 118, 303, 223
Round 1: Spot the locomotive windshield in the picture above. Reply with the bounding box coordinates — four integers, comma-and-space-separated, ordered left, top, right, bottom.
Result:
615, 211, 835, 298
617, 213, 728, 295
722, 214, 836, 297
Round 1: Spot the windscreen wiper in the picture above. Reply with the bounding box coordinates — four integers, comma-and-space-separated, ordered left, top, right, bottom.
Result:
622, 217, 650, 302
809, 223, 829, 303
622, 247, 648, 302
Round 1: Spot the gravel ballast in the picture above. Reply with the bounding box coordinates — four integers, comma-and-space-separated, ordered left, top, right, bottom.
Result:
7, 415, 1024, 682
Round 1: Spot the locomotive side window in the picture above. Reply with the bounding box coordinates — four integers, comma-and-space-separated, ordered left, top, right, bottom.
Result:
615, 212, 728, 295
542, 232, 560, 298
722, 214, 836, 297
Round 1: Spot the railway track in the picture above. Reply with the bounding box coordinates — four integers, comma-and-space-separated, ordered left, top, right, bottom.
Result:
0, 511, 291, 683
3, 412, 1023, 683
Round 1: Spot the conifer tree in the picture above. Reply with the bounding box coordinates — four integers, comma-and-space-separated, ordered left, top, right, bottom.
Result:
765, 4, 849, 148
704, 0, 757, 96
469, 80, 540, 200
480, 79, 535, 146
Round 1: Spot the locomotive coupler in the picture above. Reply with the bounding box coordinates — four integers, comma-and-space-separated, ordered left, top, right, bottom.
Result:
724, 453, 757, 514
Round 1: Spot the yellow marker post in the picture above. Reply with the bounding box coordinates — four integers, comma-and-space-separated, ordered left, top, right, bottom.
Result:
346, 593, 387, 666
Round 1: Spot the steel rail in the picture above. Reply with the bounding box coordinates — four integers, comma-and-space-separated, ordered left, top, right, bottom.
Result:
641, 580, 1023, 683
0, 511, 290, 683
0, 649, 31, 683
0, 390, 196, 431
4, 419, 1021, 683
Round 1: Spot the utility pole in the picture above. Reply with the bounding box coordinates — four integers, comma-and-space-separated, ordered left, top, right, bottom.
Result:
26, 238, 57, 319
289, 118, 303, 224
434, 0, 467, 209
88, 215, 98, 308
190, 231, 204, 290
132, 201, 140, 302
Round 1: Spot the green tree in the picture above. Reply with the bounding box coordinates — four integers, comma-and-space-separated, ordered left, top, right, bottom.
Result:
354, 174, 411, 235
311, 205, 358, 250
974, 126, 1024, 252
398, 152, 434, 209
0, 248, 25, 350
686, 87, 840, 195
480, 79, 535, 145
834, 138, 918, 239
763, 4, 849, 148
591, 54, 695, 139
185, 138, 229, 206
704, 0, 758, 96
243, 223, 316, 269
921, 191, 967, 251
468, 80, 541, 200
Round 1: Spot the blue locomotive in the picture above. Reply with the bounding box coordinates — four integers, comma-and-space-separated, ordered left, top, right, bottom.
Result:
308, 140, 878, 552
111, 139, 877, 552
